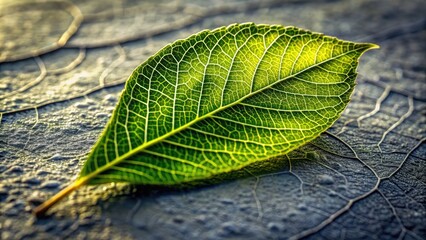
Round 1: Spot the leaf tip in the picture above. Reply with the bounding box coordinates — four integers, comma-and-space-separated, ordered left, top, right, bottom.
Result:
359, 43, 380, 51
368, 43, 380, 50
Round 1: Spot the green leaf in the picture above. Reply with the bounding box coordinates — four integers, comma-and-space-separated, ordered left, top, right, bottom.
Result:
34, 23, 377, 216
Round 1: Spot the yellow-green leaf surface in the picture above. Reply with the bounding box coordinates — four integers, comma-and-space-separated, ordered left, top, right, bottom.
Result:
35, 23, 377, 216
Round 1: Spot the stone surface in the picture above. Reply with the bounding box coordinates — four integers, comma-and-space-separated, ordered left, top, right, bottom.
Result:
0, 0, 425, 239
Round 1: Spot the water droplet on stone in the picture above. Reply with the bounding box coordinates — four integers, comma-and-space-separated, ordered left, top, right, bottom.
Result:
318, 174, 334, 185
40, 180, 61, 189
220, 198, 234, 205
74, 102, 89, 109
297, 203, 308, 211
328, 190, 338, 197
49, 153, 65, 161
103, 94, 117, 103
194, 214, 207, 224
88, 105, 98, 111
267, 222, 282, 232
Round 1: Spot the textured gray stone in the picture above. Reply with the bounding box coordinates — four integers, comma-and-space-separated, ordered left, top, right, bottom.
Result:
0, 0, 425, 239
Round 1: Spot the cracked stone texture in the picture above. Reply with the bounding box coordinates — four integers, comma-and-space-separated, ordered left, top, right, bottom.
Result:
0, 0, 425, 239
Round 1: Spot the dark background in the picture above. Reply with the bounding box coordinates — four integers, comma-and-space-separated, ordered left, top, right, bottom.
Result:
1, 0, 425, 239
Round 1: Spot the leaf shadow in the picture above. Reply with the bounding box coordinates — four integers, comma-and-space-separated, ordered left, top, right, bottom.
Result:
89, 131, 363, 235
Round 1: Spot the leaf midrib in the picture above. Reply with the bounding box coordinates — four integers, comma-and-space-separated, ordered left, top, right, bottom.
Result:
77, 45, 370, 185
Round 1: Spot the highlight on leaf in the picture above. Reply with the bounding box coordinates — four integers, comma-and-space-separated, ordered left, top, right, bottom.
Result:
34, 23, 378, 216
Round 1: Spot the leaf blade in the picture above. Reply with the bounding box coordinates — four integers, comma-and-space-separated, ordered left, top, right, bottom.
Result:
79, 23, 377, 185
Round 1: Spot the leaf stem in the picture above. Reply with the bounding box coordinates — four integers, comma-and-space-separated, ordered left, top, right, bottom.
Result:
33, 179, 84, 217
